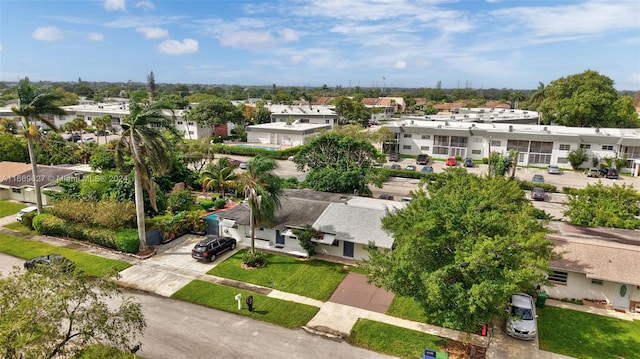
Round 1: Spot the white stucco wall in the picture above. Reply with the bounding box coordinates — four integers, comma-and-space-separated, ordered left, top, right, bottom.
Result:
542, 272, 618, 303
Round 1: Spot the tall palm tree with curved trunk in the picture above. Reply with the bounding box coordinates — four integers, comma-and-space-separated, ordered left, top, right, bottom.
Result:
11, 79, 66, 214
200, 156, 238, 197
239, 156, 283, 253
115, 100, 177, 252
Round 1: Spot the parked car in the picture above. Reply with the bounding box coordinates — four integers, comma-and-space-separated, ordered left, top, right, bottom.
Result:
603, 168, 618, 179
531, 187, 545, 201
416, 154, 429, 165
378, 194, 394, 200
405, 165, 416, 171
16, 205, 38, 221
191, 236, 237, 262
228, 159, 241, 167
445, 157, 457, 166
24, 254, 75, 271
586, 168, 600, 178
547, 165, 561, 175
389, 153, 400, 162
421, 165, 434, 173
390, 163, 402, 170
506, 293, 537, 341
239, 161, 248, 170
463, 158, 474, 167
531, 175, 545, 185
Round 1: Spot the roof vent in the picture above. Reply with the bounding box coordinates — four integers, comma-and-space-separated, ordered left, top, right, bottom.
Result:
595, 127, 600, 133
543, 126, 548, 132
509, 125, 513, 132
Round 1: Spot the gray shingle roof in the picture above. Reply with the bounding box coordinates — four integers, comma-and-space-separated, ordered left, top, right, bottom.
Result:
313, 203, 395, 249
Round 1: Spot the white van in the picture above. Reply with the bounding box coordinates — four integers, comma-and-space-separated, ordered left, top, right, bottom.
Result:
16, 206, 38, 221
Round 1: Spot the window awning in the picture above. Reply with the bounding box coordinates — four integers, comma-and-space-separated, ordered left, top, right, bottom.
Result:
311, 236, 335, 245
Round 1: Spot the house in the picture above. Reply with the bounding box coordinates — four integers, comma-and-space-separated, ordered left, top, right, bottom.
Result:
543, 222, 640, 312
214, 189, 406, 261
0, 161, 87, 205
245, 121, 331, 147
266, 104, 339, 128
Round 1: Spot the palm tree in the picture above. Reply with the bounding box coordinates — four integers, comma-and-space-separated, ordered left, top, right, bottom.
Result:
92, 114, 113, 144
201, 156, 238, 197
114, 100, 177, 252
11, 79, 66, 214
510, 91, 525, 109
239, 156, 283, 253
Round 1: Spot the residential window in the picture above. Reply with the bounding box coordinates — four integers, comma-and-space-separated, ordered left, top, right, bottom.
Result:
507, 139, 529, 153
87, 116, 92, 121
529, 141, 553, 153
602, 145, 613, 151
188, 131, 194, 135
177, 121, 183, 125
434, 135, 449, 146
11, 188, 21, 194
187, 122, 194, 126
421, 134, 430, 140
579, 144, 591, 149
433, 147, 449, 155
403, 134, 412, 138
300, 119, 310, 123
471, 149, 481, 155
559, 144, 571, 151
450, 136, 468, 148
548, 270, 568, 284
490, 140, 502, 147
557, 157, 568, 164
402, 145, 412, 150
591, 279, 603, 286
420, 146, 430, 151
528, 153, 551, 165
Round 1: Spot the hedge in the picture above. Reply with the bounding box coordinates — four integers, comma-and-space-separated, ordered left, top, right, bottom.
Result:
210, 143, 297, 159
31, 213, 139, 253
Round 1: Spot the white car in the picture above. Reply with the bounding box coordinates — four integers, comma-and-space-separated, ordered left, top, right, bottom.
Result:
506, 293, 538, 340
16, 206, 38, 221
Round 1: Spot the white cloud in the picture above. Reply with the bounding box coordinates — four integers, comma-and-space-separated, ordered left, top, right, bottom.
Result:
0, 44, 3, 52
278, 28, 299, 42
394, 61, 407, 69
135, 1, 154, 10
104, 0, 126, 11
157, 38, 198, 55
32, 27, 64, 42
136, 26, 169, 39
87, 32, 104, 41
220, 31, 275, 49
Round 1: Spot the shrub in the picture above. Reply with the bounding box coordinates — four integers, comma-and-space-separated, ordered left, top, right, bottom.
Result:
518, 180, 557, 193
48, 198, 135, 229
20, 210, 37, 230
292, 225, 322, 257
482, 157, 489, 164
167, 190, 195, 214
32, 213, 51, 233
562, 186, 580, 196
213, 198, 227, 209
567, 148, 589, 169
200, 200, 215, 210
242, 250, 268, 268
115, 229, 139, 253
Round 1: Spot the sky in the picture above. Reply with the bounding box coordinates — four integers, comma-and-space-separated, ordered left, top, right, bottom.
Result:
1, 0, 639, 90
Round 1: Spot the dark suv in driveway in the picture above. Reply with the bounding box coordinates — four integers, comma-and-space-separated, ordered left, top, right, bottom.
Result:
191, 236, 237, 262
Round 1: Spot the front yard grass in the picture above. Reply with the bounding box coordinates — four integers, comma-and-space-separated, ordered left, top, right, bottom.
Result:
538, 306, 640, 359
347, 318, 450, 359
171, 279, 319, 328
208, 249, 347, 301
0, 201, 27, 217
386, 295, 428, 323
0, 234, 131, 277
3, 221, 37, 234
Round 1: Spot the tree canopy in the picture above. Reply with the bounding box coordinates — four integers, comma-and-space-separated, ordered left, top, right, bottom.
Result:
564, 182, 640, 229
362, 169, 554, 332
539, 70, 639, 128
293, 132, 384, 195
186, 97, 243, 133
0, 264, 145, 359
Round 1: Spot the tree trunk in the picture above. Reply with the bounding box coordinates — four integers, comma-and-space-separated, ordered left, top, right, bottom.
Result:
133, 164, 148, 252
249, 199, 255, 253
27, 136, 44, 214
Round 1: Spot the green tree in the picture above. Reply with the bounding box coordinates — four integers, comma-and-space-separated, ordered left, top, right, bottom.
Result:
294, 132, 384, 194
167, 189, 195, 214
292, 224, 323, 257
11, 79, 67, 213
186, 97, 243, 137
239, 156, 283, 254
201, 156, 238, 197
0, 264, 145, 359
488, 151, 513, 177
564, 182, 640, 229
332, 96, 371, 127
567, 147, 589, 170
92, 114, 112, 144
361, 170, 554, 332
0, 132, 28, 162
115, 100, 177, 252
539, 70, 639, 127
510, 91, 525, 109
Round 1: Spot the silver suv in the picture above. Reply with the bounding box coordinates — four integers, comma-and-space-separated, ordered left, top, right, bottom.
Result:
506, 293, 537, 340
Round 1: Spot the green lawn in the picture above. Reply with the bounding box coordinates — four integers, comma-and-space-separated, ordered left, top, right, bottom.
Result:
386, 295, 429, 323
208, 249, 347, 301
0, 234, 131, 277
0, 201, 27, 218
346, 319, 450, 359
538, 306, 640, 359
3, 221, 37, 234
171, 279, 319, 328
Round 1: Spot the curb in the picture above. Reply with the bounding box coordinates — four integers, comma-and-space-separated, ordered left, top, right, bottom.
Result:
301, 325, 347, 341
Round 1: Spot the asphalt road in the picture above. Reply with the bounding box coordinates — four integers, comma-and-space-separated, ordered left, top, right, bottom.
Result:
0, 253, 392, 359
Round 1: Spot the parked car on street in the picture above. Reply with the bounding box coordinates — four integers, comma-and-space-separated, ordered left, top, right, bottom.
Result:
586, 168, 600, 178
239, 161, 248, 170
416, 154, 429, 165
16, 205, 38, 221
228, 159, 241, 167
24, 254, 75, 271
601, 168, 618, 179
405, 165, 416, 171
531, 187, 545, 201
390, 163, 402, 170
532, 175, 545, 185
547, 165, 561, 175
389, 153, 400, 162
378, 194, 394, 200
463, 158, 474, 167
421, 165, 434, 173
191, 236, 237, 262
445, 157, 457, 166
506, 293, 538, 341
